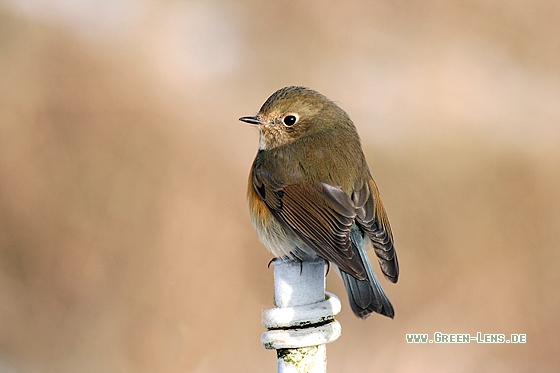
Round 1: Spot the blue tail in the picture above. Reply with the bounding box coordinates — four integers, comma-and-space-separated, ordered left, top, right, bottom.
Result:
340, 228, 395, 319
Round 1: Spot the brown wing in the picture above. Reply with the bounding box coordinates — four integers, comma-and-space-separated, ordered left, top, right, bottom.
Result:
323, 178, 398, 282
252, 169, 367, 280
355, 178, 399, 283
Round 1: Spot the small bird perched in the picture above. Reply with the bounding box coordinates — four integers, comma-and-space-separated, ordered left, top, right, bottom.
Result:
240, 86, 398, 319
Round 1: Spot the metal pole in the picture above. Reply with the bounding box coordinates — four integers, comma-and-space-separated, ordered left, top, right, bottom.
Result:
261, 259, 342, 373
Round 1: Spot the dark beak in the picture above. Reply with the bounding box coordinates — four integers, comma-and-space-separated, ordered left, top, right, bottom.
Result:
239, 116, 262, 125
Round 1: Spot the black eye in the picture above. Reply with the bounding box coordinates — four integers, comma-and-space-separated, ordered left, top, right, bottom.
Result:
283, 115, 298, 127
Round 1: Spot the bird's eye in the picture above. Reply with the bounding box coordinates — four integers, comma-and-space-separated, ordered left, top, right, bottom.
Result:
283, 115, 298, 127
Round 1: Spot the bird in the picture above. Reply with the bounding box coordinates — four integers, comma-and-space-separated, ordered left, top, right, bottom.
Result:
240, 86, 398, 319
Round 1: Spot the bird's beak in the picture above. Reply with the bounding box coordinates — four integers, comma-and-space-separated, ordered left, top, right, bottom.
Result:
239, 116, 263, 125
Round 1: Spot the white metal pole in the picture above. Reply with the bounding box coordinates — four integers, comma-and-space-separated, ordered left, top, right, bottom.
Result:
261, 259, 342, 373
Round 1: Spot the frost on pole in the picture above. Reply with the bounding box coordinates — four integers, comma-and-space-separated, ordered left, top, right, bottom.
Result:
261, 259, 342, 373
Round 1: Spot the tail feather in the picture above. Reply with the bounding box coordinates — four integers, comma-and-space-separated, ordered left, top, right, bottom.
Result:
341, 229, 394, 319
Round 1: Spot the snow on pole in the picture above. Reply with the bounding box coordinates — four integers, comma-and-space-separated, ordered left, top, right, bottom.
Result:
261, 258, 342, 373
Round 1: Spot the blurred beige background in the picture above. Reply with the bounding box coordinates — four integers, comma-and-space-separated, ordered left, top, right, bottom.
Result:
1, 1, 559, 372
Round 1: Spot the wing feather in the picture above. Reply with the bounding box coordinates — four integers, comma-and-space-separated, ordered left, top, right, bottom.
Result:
355, 178, 399, 283
253, 170, 367, 279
